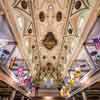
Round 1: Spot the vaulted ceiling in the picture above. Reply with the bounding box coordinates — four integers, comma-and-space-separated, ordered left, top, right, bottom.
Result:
4, 0, 98, 87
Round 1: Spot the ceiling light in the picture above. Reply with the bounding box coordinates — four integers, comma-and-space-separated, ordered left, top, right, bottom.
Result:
48, 5, 53, 9
64, 64, 66, 69
70, 72, 74, 79
80, 76, 88, 84
0, 42, 7, 48
78, 16, 84, 30
17, 17, 23, 29
44, 96, 53, 99
32, 70, 37, 78
50, 78, 54, 84
25, 40, 29, 47
32, 63, 35, 68
66, 91, 71, 97
75, 66, 80, 71
0, 39, 8, 48
27, 91, 31, 95
43, 77, 47, 81
0, 11, 4, 16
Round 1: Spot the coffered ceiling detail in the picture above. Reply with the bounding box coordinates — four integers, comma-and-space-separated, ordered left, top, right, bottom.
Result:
8, 0, 97, 86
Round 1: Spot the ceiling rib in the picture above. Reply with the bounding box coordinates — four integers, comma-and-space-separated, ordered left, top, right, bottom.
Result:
66, 0, 100, 76
0, 0, 32, 73
56, 0, 74, 74
30, 0, 42, 70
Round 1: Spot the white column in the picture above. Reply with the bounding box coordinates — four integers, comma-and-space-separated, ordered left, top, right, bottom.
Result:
21, 96, 24, 100
3, 97, 9, 100
72, 96, 76, 100
10, 90, 16, 100
82, 91, 87, 100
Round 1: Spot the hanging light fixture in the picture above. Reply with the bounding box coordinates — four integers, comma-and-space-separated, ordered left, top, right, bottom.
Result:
0, 39, 8, 48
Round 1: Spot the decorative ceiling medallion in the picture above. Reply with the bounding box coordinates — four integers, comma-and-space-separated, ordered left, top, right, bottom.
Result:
21, 0, 27, 9
64, 45, 68, 49
28, 28, 32, 34
56, 11, 62, 22
67, 22, 73, 35
71, 0, 88, 16
12, 0, 31, 16
43, 56, 46, 59
52, 56, 56, 60
39, 11, 45, 22
75, 0, 81, 9
47, 62, 52, 67
68, 28, 73, 34
42, 32, 57, 50
32, 45, 35, 49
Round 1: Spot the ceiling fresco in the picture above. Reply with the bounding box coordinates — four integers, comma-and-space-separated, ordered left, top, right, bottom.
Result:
6, 0, 98, 86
